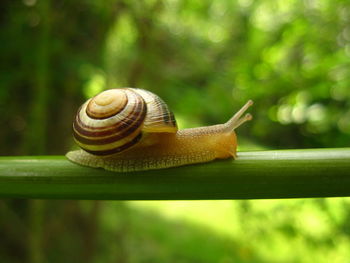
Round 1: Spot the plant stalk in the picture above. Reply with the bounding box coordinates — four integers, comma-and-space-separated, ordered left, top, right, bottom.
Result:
0, 148, 349, 200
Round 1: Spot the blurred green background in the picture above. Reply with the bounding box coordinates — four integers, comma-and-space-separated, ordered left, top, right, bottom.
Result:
1, 0, 350, 262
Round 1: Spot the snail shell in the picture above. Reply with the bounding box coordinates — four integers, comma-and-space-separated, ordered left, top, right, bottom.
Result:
67, 88, 253, 172
73, 88, 177, 156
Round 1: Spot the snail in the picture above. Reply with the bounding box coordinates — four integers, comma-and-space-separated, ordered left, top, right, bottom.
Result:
66, 88, 253, 172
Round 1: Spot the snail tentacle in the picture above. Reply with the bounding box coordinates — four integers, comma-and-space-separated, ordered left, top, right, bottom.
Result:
223, 100, 253, 132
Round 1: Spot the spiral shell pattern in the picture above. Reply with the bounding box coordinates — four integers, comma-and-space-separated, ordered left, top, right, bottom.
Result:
133, 89, 177, 133
73, 88, 177, 156
73, 89, 147, 156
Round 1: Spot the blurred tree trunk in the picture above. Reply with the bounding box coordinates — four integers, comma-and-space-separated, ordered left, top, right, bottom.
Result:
28, 200, 45, 263
0, 1, 122, 262
23, 0, 51, 155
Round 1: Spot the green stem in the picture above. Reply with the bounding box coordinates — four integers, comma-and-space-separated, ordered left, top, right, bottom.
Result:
0, 148, 349, 200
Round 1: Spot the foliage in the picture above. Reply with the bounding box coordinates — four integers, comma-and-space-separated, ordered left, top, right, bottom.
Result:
1, 0, 350, 262
1, 0, 350, 156
2, 199, 350, 263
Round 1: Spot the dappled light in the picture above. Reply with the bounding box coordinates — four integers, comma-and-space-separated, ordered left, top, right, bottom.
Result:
1, 0, 350, 262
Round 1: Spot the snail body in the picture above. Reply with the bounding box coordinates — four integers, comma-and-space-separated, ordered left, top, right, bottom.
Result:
66, 88, 253, 172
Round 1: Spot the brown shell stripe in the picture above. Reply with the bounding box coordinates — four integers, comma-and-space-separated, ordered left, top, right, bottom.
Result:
82, 133, 143, 156
73, 96, 145, 138
169, 111, 176, 126
155, 96, 177, 126
73, 92, 147, 155
73, 100, 146, 146
86, 93, 128, 119
159, 98, 170, 124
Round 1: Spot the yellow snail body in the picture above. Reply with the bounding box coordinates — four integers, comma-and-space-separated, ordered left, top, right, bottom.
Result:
66, 88, 253, 172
